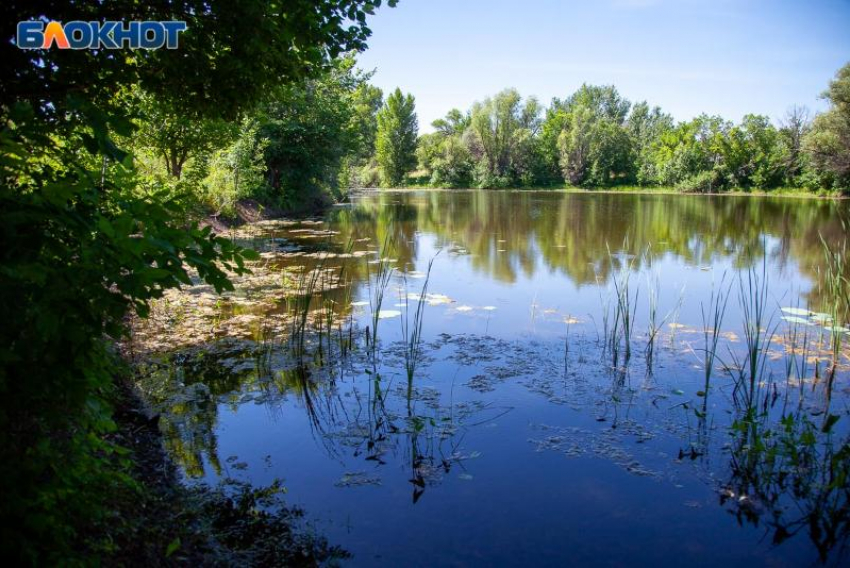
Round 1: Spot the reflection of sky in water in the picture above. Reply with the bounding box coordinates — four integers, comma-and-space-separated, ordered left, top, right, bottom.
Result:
160, 191, 849, 566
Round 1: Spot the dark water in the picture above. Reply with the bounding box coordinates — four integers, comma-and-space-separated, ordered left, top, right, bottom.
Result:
137, 191, 850, 566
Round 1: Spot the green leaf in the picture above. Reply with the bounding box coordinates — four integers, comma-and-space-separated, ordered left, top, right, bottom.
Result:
165, 537, 181, 558
822, 414, 840, 434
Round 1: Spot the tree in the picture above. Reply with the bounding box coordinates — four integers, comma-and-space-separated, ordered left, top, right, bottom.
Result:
1, 1, 394, 562
1, 0, 398, 121
376, 88, 419, 186
467, 89, 541, 187
556, 84, 631, 124
432, 108, 470, 136
260, 57, 374, 207
778, 105, 811, 184
551, 85, 634, 186
804, 63, 850, 192
627, 102, 673, 185
135, 94, 233, 179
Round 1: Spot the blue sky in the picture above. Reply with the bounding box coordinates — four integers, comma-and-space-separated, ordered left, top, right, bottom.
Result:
356, 0, 850, 131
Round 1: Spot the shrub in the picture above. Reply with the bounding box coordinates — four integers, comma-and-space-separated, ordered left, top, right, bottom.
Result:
676, 170, 718, 193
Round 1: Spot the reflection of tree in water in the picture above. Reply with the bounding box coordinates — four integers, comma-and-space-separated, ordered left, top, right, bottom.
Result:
136, 192, 850, 560
142, 337, 492, 506
330, 192, 849, 310
136, 346, 255, 478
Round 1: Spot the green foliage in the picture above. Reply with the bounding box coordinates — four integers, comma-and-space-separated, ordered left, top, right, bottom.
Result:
359, 159, 382, 188
203, 119, 271, 216
410, 68, 849, 193
417, 114, 475, 188
804, 63, 850, 193
376, 88, 419, 187
466, 89, 542, 187
134, 93, 234, 179
549, 86, 635, 187
557, 107, 635, 187
260, 57, 380, 207
675, 170, 718, 193
627, 102, 674, 185
1, 0, 393, 562
0, 106, 256, 562
1, 0, 397, 121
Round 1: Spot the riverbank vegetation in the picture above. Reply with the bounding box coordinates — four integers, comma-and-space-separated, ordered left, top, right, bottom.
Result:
128, 59, 850, 209
0, 0, 395, 563
410, 69, 850, 194
2, 0, 849, 563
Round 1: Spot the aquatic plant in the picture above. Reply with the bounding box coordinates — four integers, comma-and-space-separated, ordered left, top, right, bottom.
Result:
365, 234, 396, 357
819, 231, 849, 387
286, 265, 323, 362
725, 409, 849, 563
610, 251, 639, 366
730, 257, 779, 414
699, 273, 730, 416
400, 255, 438, 384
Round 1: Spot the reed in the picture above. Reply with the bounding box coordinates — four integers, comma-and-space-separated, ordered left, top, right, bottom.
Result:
287, 265, 323, 362
401, 255, 438, 383
365, 234, 395, 357
818, 231, 848, 387
699, 273, 730, 414
610, 250, 639, 366
731, 257, 778, 413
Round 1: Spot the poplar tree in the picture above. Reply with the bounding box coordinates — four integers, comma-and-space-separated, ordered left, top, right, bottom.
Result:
376, 88, 419, 186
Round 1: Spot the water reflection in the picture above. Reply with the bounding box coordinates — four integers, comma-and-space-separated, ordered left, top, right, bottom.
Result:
133, 190, 850, 565
332, 191, 848, 307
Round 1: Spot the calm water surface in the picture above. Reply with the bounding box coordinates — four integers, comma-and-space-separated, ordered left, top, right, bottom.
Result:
137, 191, 850, 566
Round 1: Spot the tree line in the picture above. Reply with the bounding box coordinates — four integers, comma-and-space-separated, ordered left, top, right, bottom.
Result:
136, 60, 849, 209
409, 66, 850, 193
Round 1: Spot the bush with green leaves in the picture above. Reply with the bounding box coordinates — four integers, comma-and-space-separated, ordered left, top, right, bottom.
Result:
0, 0, 395, 562
260, 57, 381, 208
0, 104, 256, 561
203, 120, 270, 217
676, 170, 719, 193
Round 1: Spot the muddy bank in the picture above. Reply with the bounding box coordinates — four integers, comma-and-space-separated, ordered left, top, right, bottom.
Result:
200, 196, 336, 234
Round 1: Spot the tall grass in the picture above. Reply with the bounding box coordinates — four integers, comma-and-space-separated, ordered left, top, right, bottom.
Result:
730, 257, 778, 414
609, 246, 639, 366
401, 255, 438, 383
699, 273, 730, 415
819, 231, 848, 386
286, 265, 323, 362
365, 234, 395, 357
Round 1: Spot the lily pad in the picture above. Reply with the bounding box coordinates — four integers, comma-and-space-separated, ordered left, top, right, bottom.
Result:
781, 307, 812, 317
782, 316, 813, 326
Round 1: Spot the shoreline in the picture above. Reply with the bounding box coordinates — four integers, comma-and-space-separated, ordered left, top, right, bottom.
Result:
357, 186, 848, 200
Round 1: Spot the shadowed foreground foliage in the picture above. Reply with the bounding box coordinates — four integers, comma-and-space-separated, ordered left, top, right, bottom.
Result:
0, 0, 394, 562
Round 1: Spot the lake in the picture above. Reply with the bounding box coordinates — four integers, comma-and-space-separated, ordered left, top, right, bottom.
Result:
132, 190, 850, 566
